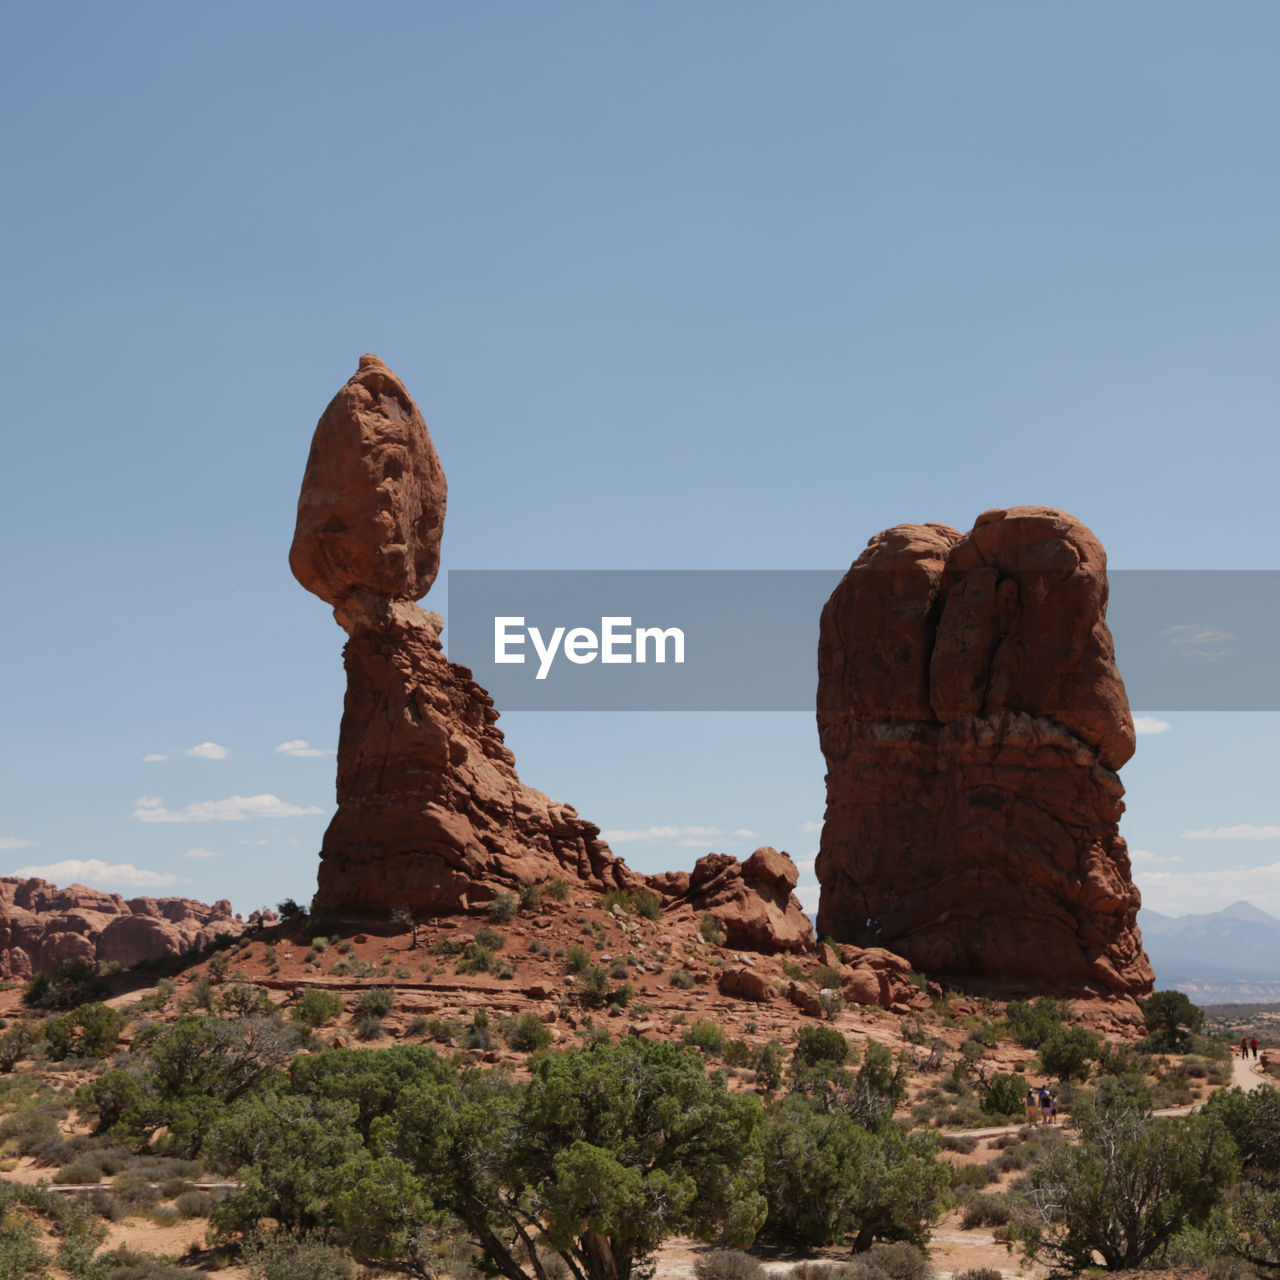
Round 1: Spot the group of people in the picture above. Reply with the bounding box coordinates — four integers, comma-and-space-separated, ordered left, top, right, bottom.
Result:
1241, 1036, 1261, 1060
1025, 1084, 1058, 1125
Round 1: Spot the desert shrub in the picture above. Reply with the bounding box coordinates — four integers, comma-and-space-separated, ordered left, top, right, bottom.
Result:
464, 1008, 494, 1051
0, 1021, 36, 1072
1141, 989, 1204, 1051
723, 1039, 756, 1068
353, 1011, 385, 1041
865, 1242, 931, 1280
939, 1134, 977, 1153
216, 981, 274, 1019
54, 1158, 102, 1184
671, 969, 696, 989
980, 1072, 1027, 1119
502, 1012, 552, 1053
174, 1189, 213, 1217
487, 892, 519, 922
700, 914, 726, 946
793, 1024, 848, 1069
760, 1092, 948, 1250
961, 1195, 1012, 1229
684, 1020, 727, 1055
241, 1231, 356, 1280
426, 1017, 463, 1045
950, 1163, 991, 1189
1003, 997, 1070, 1049
953, 1271, 1003, 1280
576, 966, 611, 1008
23, 960, 110, 1011
1010, 1100, 1235, 1270
819, 988, 846, 1019
608, 959, 630, 980
113, 1172, 161, 1208
546, 877, 570, 901
292, 989, 344, 1028
1039, 1026, 1101, 1083
354, 987, 395, 1018
87, 1247, 207, 1277
755, 1040, 785, 1091
564, 944, 591, 974
694, 1249, 766, 1280
431, 937, 465, 957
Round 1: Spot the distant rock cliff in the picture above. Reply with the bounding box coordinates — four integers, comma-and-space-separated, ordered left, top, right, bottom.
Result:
0, 878, 254, 978
815, 507, 1153, 1016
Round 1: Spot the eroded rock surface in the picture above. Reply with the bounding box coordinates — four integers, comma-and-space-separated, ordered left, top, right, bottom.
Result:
815, 506, 1153, 1014
651, 847, 814, 954
293, 357, 641, 917
0, 879, 252, 978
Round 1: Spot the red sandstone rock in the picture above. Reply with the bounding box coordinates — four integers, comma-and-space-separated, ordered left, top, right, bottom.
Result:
656, 849, 813, 954
290, 355, 446, 608
719, 966, 773, 1002
815, 507, 1152, 1017
0, 878, 249, 979
294, 357, 642, 919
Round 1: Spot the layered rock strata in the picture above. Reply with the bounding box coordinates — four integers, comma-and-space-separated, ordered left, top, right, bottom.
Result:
815, 507, 1153, 1011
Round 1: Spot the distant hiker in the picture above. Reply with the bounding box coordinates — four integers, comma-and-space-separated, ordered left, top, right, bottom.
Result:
1039, 1085, 1052, 1124
1243, 1036, 1250, 1058
1049, 1093, 1059, 1126
1025, 1086, 1038, 1124
1253, 1037, 1260, 1059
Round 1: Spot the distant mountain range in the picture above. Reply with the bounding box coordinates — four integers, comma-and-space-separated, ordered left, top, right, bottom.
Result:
1140, 900, 1280, 1004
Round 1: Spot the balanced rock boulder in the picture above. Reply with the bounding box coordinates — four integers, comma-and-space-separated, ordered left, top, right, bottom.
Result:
815, 507, 1153, 1015
0, 878, 249, 979
293, 357, 641, 917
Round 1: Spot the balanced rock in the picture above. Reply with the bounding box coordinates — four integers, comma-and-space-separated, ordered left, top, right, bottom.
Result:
815, 507, 1153, 1015
290, 354, 446, 607
293, 357, 641, 917
0, 878, 247, 979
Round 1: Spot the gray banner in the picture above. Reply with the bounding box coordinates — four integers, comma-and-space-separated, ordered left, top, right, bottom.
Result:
445, 570, 1280, 711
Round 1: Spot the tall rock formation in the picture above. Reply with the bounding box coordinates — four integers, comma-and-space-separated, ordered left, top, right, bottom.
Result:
292, 356, 638, 917
815, 507, 1153, 1012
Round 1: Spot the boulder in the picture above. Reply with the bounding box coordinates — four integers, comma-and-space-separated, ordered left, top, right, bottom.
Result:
658, 849, 813, 954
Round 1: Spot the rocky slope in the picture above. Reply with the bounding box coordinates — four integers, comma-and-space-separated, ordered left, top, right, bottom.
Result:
815, 507, 1153, 1018
0, 878, 256, 979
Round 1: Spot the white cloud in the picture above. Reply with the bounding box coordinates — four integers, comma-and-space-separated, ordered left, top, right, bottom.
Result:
186, 742, 229, 760
795, 883, 820, 917
135, 796, 164, 809
1182, 824, 1280, 841
184, 848, 225, 859
274, 739, 333, 758
792, 852, 817, 874
1163, 624, 1234, 662
1138, 862, 1280, 917
142, 753, 169, 763
1133, 716, 1171, 735
0, 837, 35, 850
801, 819, 822, 833
1130, 848, 1181, 866
11, 858, 177, 889
133, 794, 325, 823
603, 825, 757, 846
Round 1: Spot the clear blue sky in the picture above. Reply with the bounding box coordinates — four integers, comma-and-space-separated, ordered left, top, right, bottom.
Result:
2, 4, 1278, 921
